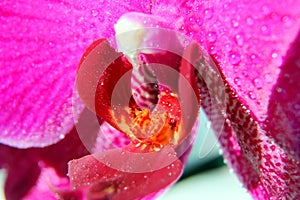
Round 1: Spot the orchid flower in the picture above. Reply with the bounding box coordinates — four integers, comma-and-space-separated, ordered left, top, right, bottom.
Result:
1, 0, 300, 200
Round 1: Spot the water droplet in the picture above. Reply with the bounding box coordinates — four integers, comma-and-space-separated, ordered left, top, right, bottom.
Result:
144, 175, 148, 179
48, 41, 55, 48
231, 19, 239, 28
234, 34, 244, 46
98, 16, 104, 22
229, 52, 241, 65
195, 18, 203, 26
123, 186, 128, 190
225, 43, 232, 52
59, 134, 65, 139
261, 25, 269, 35
225, 118, 230, 124
264, 73, 273, 83
209, 45, 217, 55
262, 5, 271, 15
271, 52, 278, 59
246, 16, 254, 26
271, 51, 283, 66
281, 15, 292, 27
276, 87, 282, 93
253, 78, 264, 89
234, 77, 241, 86
168, 152, 174, 157
168, 172, 173, 176
250, 54, 260, 64
204, 8, 213, 19
135, 142, 141, 147
248, 91, 256, 100
207, 32, 217, 43
91, 9, 99, 17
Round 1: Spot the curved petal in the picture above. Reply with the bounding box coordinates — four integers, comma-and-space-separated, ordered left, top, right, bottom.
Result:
151, 0, 300, 199
0, 127, 89, 199
0, 0, 151, 148
68, 146, 183, 200
77, 37, 200, 150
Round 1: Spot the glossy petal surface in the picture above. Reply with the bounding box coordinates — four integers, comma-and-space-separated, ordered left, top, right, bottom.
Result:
0, 0, 150, 148
150, 0, 300, 198
68, 146, 182, 200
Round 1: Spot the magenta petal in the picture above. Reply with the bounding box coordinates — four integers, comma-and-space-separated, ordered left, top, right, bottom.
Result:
0, 0, 151, 148
151, 1, 300, 199
153, 0, 300, 199
0, 127, 89, 199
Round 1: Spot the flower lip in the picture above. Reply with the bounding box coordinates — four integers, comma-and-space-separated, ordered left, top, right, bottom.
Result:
74, 27, 225, 173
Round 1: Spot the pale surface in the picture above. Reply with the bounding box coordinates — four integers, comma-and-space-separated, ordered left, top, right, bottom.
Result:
160, 166, 252, 200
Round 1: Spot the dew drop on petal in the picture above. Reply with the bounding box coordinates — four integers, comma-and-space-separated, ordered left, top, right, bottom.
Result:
248, 91, 256, 100
234, 77, 241, 86
246, 16, 254, 26
271, 51, 283, 66
91, 9, 99, 17
264, 73, 274, 83
294, 104, 300, 110
261, 25, 270, 35
231, 19, 239, 28
225, 43, 232, 52
98, 16, 104, 22
209, 45, 217, 55
195, 18, 203, 26
229, 52, 241, 65
250, 53, 260, 64
234, 33, 244, 46
207, 32, 217, 43
204, 8, 213, 19
276, 87, 282, 93
281, 15, 292, 27
253, 78, 264, 89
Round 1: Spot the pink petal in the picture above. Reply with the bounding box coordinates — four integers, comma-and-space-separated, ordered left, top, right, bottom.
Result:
0, 127, 89, 199
150, 1, 300, 199
68, 146, 183, 200
0, 0, 151, 148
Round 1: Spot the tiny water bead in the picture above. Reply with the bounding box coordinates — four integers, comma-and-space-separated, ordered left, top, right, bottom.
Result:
234, 33, 244, 46
253, 78, 264, 89
229, 52, 241, 65
231, 19, 239, 28
207, 31, 217, 43
91, 9, 99, 17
